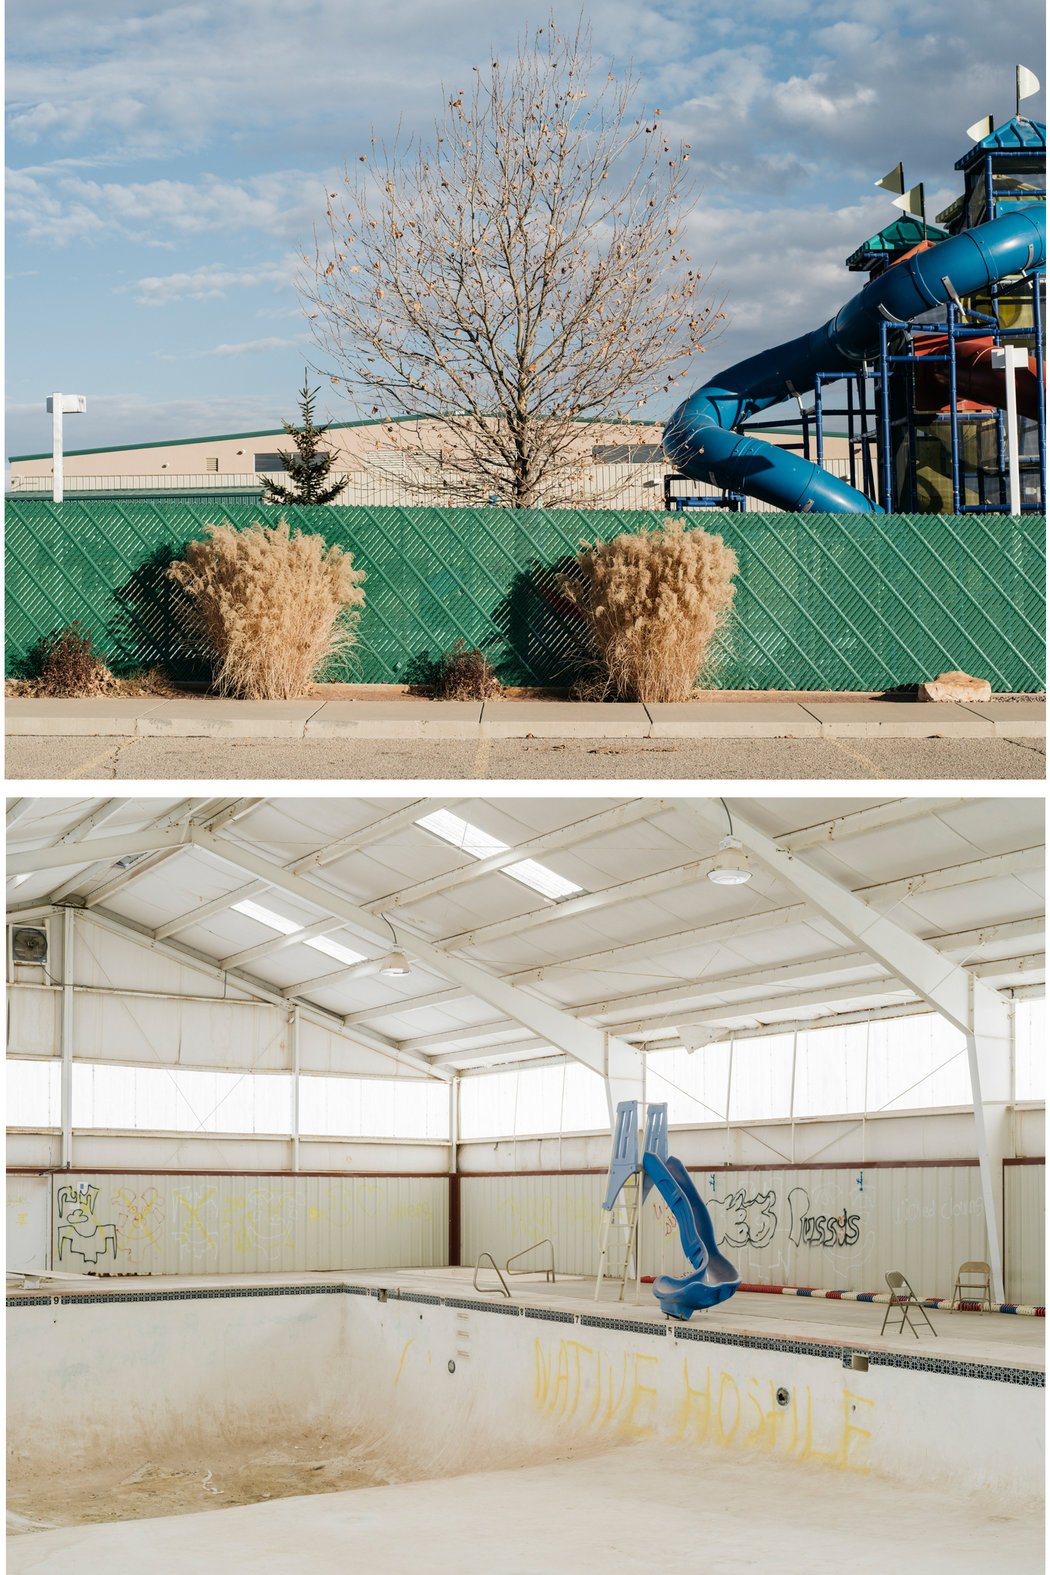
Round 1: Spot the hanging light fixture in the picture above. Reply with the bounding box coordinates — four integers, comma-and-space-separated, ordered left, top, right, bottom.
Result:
706, 800, 753, 885
707, 836, 752, 885
378, 911, 411, 977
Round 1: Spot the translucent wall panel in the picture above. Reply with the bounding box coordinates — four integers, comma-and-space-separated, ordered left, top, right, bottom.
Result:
6, 1059, 61, 1127
865, 1015, 970, 1112
72, 1064, 293, 1134
645, 1043, 730, 1124
299, 1076, 449, 1140
793, 1025, 867, 1118
1015, 998, 1046, 1101
459, 1062, 607, 1140
727, 1034, 793, 1122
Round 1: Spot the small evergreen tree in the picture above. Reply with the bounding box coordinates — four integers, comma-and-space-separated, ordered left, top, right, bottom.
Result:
261, 372, 349, 505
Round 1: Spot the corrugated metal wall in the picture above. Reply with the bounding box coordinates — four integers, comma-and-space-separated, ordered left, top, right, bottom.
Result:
50, 1172, 448, 1276
6, 1173, 50, 1271
6, 499, 1044, 691
1005, 1162, 1045, 1307
461, 1163, 1006, 1302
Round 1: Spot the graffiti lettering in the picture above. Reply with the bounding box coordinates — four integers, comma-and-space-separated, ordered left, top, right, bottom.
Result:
55, 1183, 117, 1267
787, 1188, 860, 1250
709, 1189, 778, 1249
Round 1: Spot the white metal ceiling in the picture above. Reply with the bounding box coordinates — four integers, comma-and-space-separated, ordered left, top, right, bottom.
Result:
6, 795, 1044, 1077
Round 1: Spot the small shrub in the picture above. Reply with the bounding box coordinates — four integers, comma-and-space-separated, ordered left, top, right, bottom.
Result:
564, 518, 738, 702
167, 518, 366, 699
32, 623, 113, 697
424, 640, 503, 701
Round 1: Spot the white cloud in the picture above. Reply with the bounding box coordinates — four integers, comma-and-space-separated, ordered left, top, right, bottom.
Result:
129, 255, 301, 305
6, 169, 330, 247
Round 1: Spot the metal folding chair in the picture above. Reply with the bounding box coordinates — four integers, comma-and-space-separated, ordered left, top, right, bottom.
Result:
950, 1260, 993, 1313
879, 1270, 938, 1338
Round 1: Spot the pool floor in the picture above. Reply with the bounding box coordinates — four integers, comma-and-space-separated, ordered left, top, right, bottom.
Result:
7, 1440, 1043, 1575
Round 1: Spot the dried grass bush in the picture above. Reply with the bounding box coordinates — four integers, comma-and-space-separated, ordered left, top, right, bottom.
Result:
565, 519, 738, 702
168, 518, 366, 699
426, 640, 503, 701
28, 622, 113, 697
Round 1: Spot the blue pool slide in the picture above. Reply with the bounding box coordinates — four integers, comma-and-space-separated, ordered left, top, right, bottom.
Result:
662, 204, 1047, 514
641, 1151, 741, 1319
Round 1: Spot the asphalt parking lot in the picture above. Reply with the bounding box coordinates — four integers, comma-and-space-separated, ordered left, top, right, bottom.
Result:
6, 732, 1045, 781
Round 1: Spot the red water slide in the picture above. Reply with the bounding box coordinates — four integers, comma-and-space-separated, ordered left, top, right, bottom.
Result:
914, 335, 1041, 419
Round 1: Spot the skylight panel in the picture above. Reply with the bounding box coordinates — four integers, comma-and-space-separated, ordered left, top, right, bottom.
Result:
230, 899, 366, 967
417, 809, 506, 859
305, 935, 366, 967
416, 811, 583, 901
231, 899, 303, 935
504, 858, 581, 900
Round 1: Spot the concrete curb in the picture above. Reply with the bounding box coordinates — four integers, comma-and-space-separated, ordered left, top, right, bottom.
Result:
5, 697, 1045, 742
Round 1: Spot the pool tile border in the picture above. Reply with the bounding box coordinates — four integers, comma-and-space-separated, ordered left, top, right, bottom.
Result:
6, 1279, 1042, 1387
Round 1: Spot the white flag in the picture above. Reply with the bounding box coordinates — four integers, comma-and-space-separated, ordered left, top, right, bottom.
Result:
966, 114, 994, 142
1017, 65, 1040, 103
891, 183, 926, 219
875, 162, 905, 195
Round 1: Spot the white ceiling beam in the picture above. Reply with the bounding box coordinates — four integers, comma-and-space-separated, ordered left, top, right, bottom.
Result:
7, 826, 188, 877
186, 824, 640, 1089
429, 1036, 551, 1067
149, 801, 458, 943
776, 797, 970, 853
221, 916, 358, 972
615, 980, 917, 1038
683, 800, 1015, 1303
382, 798, 667, 910
437, 853, 727, 951
340, 986, 463, 1021
154, 880, 272, 941
505, 847, 1042, 985
75, 905, 450, 1082
5, 799, 35, 830
296, 798, 462, 872
200, 798, 266, 833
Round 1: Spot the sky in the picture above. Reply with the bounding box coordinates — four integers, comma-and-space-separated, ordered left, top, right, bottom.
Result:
5, 0, 1045, 460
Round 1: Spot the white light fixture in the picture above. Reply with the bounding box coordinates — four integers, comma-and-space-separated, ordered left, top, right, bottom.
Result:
46, 392, 87, 503
380, 949, 411, 977
707, 836, 752, 886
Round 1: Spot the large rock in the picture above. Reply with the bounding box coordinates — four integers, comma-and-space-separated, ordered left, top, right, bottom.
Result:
918, 671, 992, 703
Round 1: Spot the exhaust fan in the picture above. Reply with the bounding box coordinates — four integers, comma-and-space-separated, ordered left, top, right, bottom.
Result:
11, 928, 48, 964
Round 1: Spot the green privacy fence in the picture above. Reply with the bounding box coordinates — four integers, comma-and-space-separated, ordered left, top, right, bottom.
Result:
5, 498, 1046, 691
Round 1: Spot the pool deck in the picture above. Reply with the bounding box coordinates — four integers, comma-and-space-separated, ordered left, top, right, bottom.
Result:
8, 1265, 1043, 1375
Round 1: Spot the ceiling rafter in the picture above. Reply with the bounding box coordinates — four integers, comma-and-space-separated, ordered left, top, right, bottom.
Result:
179, 825, 641, 1089
379, 797, 670, 910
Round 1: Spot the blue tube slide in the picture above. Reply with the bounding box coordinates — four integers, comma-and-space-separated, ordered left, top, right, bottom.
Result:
641, 1151, 741, 1319
663, 204, 1047, 513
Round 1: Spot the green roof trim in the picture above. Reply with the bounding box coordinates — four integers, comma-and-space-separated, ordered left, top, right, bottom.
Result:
9, 409, 666, 465
7, 412, 425, 464
845, 216, 948, 271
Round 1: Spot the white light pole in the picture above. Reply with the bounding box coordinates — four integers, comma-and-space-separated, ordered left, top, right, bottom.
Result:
990, 346, 1027, 515
46, 393, 87, 502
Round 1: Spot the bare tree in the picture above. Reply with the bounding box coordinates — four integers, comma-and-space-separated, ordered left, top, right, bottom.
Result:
302, 14, 719, 508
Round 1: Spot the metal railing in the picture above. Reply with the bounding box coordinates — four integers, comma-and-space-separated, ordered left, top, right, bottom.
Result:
473, 1252, 511, 1297
505, 1239, 556, 1283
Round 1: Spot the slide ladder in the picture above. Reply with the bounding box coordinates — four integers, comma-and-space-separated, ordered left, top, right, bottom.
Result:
663, 203, 1046, 513
595, 1172, 641, 1302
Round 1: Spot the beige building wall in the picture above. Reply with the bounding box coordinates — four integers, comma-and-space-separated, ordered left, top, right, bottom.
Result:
8, 415, 863, 513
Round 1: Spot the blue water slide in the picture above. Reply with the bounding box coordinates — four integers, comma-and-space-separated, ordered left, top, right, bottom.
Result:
663, 204, 1047, 514
641, 1151, 741, 1319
